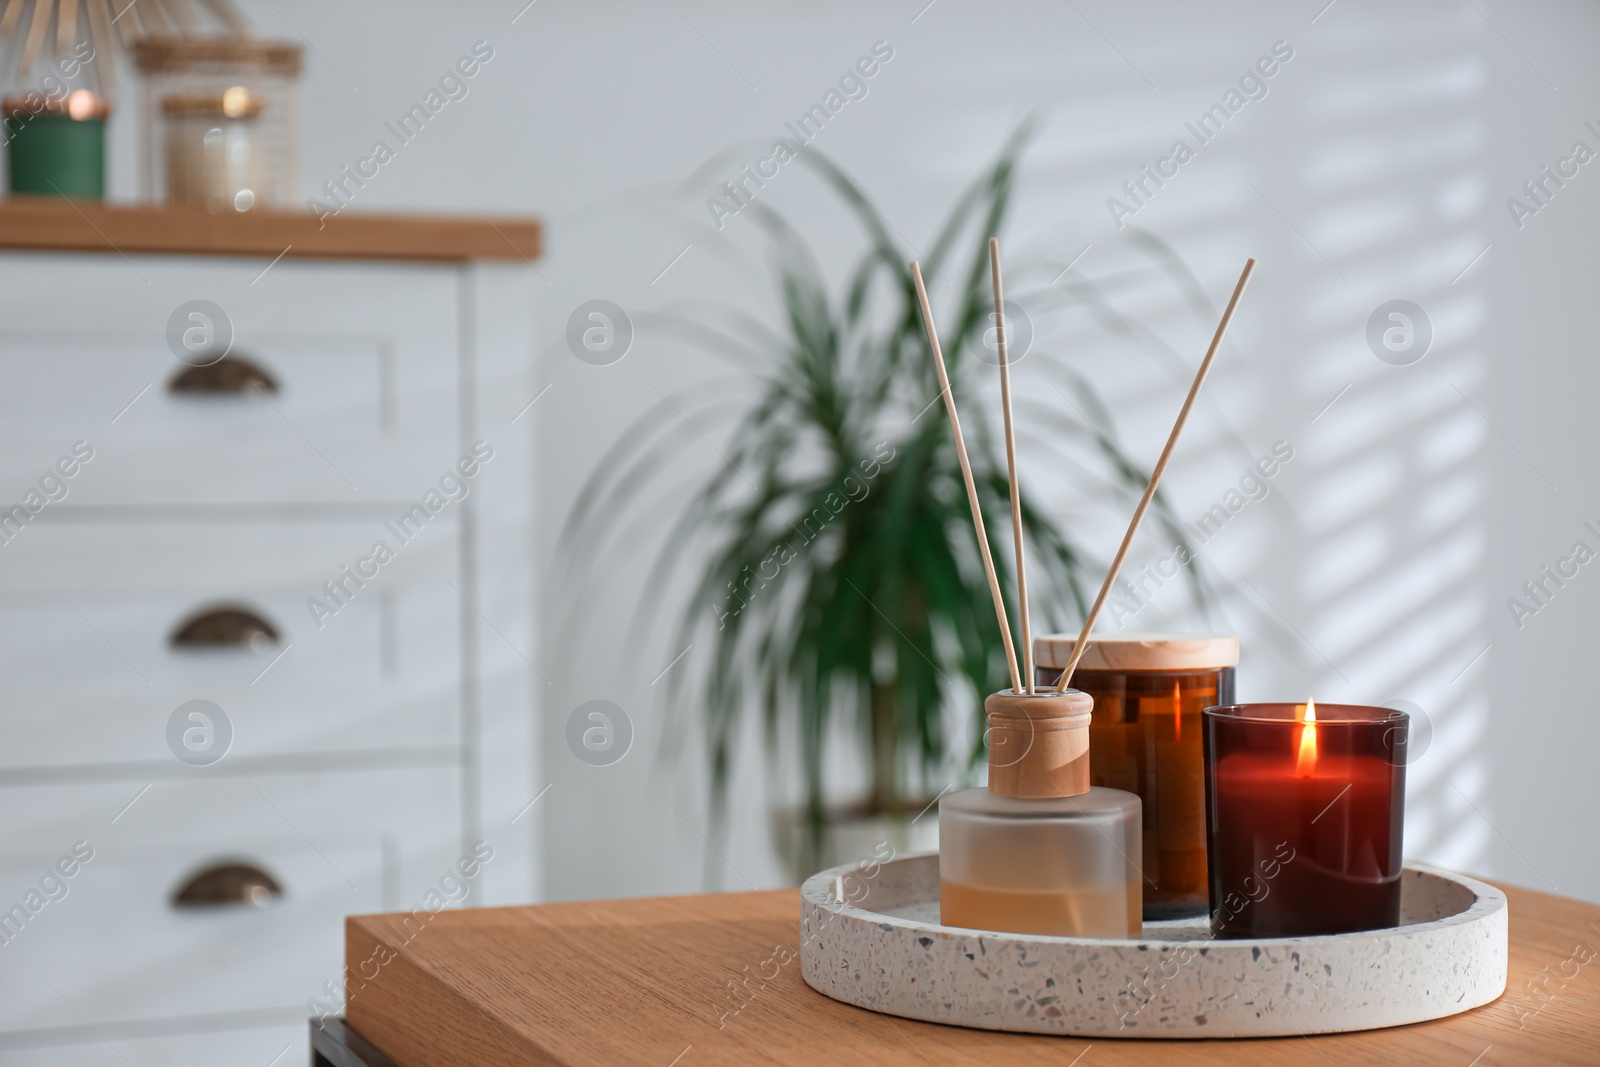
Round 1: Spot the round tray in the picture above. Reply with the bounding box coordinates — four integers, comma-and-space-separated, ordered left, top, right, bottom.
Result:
799, 854, 1507, 1038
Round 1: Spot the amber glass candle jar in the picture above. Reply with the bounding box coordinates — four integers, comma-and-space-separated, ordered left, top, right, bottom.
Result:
1036, 633, 1237, 920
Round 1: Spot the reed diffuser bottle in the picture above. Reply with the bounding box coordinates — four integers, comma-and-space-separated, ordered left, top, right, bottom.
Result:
910, 244, 1253, 943
939, 688, 1142, 937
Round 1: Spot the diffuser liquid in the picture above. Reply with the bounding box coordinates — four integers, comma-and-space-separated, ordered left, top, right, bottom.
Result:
940, 878, 1139, 938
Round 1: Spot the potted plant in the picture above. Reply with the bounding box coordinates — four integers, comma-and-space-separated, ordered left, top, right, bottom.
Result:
562, 132, 1210, 880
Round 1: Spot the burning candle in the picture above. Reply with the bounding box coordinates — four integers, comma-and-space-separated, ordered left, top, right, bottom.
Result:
1203, 702, 1406, 938
3, 90, 107, 199
162, 87, 267, 212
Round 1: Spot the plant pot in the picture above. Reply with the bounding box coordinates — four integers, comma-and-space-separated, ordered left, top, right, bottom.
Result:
769, 798, 942, 884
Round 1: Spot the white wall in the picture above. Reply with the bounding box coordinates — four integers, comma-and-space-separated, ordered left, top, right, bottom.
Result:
1480, 1, 1600, 904
105, 0, 1596, 904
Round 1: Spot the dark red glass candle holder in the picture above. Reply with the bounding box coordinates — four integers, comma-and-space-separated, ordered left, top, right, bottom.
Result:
1203, 703, 1406, 938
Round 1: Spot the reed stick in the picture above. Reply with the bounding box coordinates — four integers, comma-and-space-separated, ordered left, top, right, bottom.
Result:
911, 260, 1023, 695
141, 0, 174, 35
1054, 257, 1257, 693
0, 0, 26, 37
989, 239, 1034, 694
85, 0, 114, 94
19, 0, 54, 78
166, 0, 200, 33
57, 0, 77, 57
114, 0, 144, 46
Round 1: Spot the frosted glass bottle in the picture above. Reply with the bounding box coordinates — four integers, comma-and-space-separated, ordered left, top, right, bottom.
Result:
940, 688, 1142, 938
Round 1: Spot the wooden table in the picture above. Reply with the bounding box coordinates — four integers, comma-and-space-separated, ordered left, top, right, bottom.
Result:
340, 879, 1599, 1066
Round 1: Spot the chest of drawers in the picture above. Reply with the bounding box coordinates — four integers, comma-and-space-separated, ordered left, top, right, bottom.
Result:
0, 203, 543, 1067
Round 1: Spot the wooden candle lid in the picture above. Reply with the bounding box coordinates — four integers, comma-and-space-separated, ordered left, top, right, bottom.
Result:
985, 689, 1092, 799
1033, 631, 1239, 673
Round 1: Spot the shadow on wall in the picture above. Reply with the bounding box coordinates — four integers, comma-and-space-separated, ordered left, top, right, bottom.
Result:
990, 13, 1491, 878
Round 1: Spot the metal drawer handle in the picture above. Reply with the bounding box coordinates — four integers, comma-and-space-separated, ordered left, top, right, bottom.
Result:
168, 354, 279, 395
173, 862, 283, 909
170, 605, 280, 649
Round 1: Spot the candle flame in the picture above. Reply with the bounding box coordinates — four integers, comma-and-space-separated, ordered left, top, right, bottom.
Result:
66, 90, 96, 121
222, 86, 253, 119
1294, 700, 1318, 776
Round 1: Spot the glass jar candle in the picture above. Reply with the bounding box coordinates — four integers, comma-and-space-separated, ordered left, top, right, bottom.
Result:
1035, 633, 1237, 920
1203, 702, 1406, 937
940, 688, 1142, 938
3, 90, 107, 199
162, 88, 267, 212
134, 36, 301, 207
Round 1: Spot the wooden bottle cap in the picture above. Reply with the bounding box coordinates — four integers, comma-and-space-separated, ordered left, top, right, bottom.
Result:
985, 688, 1093, 799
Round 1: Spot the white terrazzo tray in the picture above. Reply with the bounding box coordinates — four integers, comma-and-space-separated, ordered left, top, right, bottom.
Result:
799, 853, 1507, 1039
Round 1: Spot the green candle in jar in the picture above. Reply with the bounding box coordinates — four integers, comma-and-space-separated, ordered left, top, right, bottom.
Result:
4, 90, 108, 199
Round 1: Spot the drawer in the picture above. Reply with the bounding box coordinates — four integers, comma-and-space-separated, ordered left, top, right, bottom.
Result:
0, 836, 382, 1032
2, 766, 463, 897
0, 769, 464, 1032
0, 253, 463, 505
0, 519, 461, 768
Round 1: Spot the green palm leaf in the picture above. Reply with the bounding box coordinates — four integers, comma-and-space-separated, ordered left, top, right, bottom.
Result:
561, 128, 1210, 866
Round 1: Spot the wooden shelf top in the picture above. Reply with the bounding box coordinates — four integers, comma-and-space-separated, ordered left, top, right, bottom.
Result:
0, 197, 541, 263
344, 876, 1597, 1066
